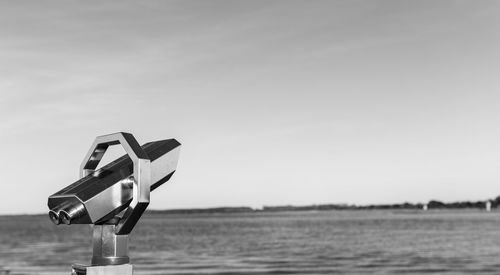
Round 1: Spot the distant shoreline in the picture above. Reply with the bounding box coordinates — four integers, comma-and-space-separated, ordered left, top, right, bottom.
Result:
148, 198, 500, 214
4, 198, 499, 216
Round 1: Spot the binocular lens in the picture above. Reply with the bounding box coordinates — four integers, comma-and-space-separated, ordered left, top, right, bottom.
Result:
48, 202, 86, 225
49, 210, 60, 225
60, 211, 71, 225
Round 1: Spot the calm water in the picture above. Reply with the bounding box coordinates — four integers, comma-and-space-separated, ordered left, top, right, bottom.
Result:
2, 210, 500, 274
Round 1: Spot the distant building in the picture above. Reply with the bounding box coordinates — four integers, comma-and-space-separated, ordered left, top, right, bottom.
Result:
486, 201, 492, 212
423, 204, 428, 211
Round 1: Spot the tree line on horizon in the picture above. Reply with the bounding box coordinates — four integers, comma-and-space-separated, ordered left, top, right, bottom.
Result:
147, 196, 500, 214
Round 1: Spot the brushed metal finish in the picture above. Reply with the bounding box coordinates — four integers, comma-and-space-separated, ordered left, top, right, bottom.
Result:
79, 132, 151, 235
72, 263, 133, 275
91, 224, 129, 266
47, 136, 181, 227
47, 132, 181, 270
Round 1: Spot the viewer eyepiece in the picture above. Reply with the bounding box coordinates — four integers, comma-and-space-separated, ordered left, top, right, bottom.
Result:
58, 202, 86, 225
48, 210, 60, 225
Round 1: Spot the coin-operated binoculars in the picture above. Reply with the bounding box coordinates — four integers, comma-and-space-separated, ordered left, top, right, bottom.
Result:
48, 132, 181, 275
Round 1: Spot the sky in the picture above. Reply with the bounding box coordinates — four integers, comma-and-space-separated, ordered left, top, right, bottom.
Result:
1, 1, 500, 214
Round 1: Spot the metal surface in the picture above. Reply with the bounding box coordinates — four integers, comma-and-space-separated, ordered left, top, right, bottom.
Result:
47, 135, 181, 228
91, 224, 129, 266
47, 132, 181, 272
80, 132, 151, 235
72, 264, 133, 275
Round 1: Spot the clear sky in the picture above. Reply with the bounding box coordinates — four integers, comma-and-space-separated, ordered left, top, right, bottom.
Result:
1, 1, 500, 214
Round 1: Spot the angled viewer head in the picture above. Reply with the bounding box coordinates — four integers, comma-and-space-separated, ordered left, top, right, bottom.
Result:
47, 132, 181, 235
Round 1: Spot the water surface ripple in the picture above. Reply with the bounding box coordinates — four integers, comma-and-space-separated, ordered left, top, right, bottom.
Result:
1, 210, 500, 274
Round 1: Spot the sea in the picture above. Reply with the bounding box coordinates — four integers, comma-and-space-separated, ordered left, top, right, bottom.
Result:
1, 210, 500, 274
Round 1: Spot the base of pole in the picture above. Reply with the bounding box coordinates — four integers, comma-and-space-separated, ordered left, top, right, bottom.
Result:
71, 264, 133, 275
